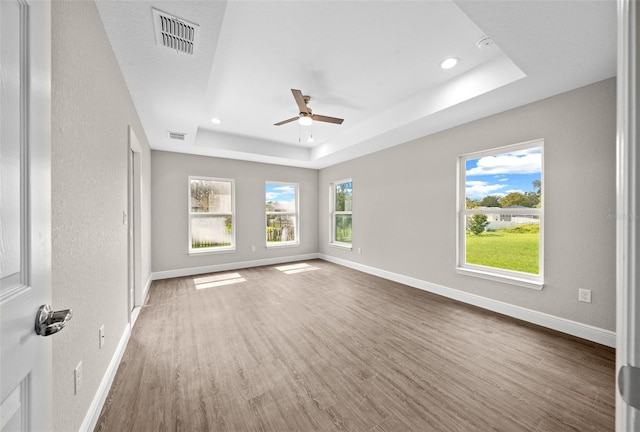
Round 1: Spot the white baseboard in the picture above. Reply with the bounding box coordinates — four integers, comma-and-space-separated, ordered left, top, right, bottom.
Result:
130, 306, 142, 328
142, 275, 151, 304
151, 253, 320, 280
319, 254, 616, 348
80, 323, 132, 432
130, 276, 152, 328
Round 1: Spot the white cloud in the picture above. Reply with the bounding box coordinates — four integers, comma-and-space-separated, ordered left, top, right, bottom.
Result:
510, 147, 541, 156
274, 185, 295, 194
467, 152, 541, 176
465, 181, 508, 199
266, 185, 296, 202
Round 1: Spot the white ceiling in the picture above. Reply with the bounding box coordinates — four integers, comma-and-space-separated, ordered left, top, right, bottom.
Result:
96, 0, 616, 169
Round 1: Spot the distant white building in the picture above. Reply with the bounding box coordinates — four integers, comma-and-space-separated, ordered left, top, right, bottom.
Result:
476, 206, 540, 230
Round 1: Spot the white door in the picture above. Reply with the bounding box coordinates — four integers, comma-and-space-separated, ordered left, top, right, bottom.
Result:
616, 0, 640, 430
0, 1, 53, 431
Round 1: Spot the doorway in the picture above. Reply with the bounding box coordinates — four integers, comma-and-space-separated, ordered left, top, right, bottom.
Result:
128, 126, 143, 325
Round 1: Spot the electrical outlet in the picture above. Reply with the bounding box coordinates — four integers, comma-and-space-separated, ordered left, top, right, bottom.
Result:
99, 325, 105, 349
579, 288, 592, 303
357, 248, 362, 254
74, 361, 83, 395
251, 245, 256, 252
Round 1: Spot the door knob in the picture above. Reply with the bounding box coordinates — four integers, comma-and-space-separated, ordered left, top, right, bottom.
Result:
619, 364, 640, 410
35, 304, 72, 336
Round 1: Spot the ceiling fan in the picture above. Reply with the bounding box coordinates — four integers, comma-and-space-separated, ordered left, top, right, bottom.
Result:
274, 89, 344, 126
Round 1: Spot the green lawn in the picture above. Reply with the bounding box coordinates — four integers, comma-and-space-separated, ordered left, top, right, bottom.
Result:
466, 231, 539, 274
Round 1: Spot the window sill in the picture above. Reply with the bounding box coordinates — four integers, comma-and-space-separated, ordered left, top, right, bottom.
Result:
455, 266, 544, 291
266, 242, 300, 249
329, 242, 352, 251
189, 247, 236, 256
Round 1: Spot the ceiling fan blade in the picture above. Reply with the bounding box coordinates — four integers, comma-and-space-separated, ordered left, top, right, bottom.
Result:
291, 89, 309, 114
311, 114, 344, 125
273, 116, 298, 126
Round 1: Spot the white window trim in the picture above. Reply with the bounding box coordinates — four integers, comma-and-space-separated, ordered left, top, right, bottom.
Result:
188, 176, 236, 255
265, 181, 300, 248
329, 242, 353, 251
330, 178, 353, 248
457, 140, 544, 289
455, 266, 544, 291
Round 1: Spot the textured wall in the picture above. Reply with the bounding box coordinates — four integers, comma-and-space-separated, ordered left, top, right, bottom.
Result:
152, 151, 319, 273
319, 79, 616, 331
51, 2, 151, 431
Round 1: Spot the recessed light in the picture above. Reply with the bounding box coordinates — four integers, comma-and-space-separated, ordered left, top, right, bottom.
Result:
210, 118, 221, 124
440, 57, 459, 70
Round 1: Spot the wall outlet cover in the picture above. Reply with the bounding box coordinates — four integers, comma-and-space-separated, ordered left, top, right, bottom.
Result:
579, 288, 592, 303
99, 325, 105, 349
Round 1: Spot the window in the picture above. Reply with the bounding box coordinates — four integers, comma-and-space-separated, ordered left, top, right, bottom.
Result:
457, 141, 543, 289
265, 182, 299, 247
189, 176, 235, 253
330, 179, 353, 247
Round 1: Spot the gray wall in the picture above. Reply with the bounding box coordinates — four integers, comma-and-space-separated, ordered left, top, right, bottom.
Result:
319, 78, 616, 331
151, 151, 319, 273
51, 2, 152, 431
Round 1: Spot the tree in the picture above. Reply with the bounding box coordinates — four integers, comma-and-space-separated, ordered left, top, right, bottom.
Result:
335, 182, 352, 211
524, 191, 540, 208
497, 180, 542, 208
479, 195, 500, 207
533, 180, 541, 195
467, 214, 489, 235
466, 198, 479, 209
532, 179, 542, 208
191, 180, 210, 211
499, 192, 530, 208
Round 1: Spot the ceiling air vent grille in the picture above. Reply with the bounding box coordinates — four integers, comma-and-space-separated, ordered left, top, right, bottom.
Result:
152, 8, 199, 55
168, 131, 187, 141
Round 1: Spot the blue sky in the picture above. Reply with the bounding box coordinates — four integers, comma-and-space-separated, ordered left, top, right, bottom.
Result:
266, 183, 296, 204
465, 147, 541, 200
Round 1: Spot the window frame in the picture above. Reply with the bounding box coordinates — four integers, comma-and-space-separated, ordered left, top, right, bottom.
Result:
188, 175, 236, 255
456, 140, 544, 290
265, 181, 300, 248
330, 178, 353, 249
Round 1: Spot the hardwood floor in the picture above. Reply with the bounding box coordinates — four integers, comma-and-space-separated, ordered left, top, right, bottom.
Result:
95, 260, 615, 432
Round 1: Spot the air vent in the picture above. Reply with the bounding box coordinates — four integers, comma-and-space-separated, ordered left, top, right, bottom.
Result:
168, 131, 186, 141
152, 8, 199, 55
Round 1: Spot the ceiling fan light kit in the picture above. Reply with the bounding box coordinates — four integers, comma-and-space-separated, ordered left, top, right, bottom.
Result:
298, 114, 313, 126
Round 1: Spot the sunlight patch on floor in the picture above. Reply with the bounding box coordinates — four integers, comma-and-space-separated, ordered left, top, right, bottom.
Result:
194, 272, 246, 289
274, 262, 319, 275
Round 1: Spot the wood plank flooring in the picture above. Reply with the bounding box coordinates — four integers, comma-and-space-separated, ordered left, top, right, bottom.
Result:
95, 260, 615, 432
